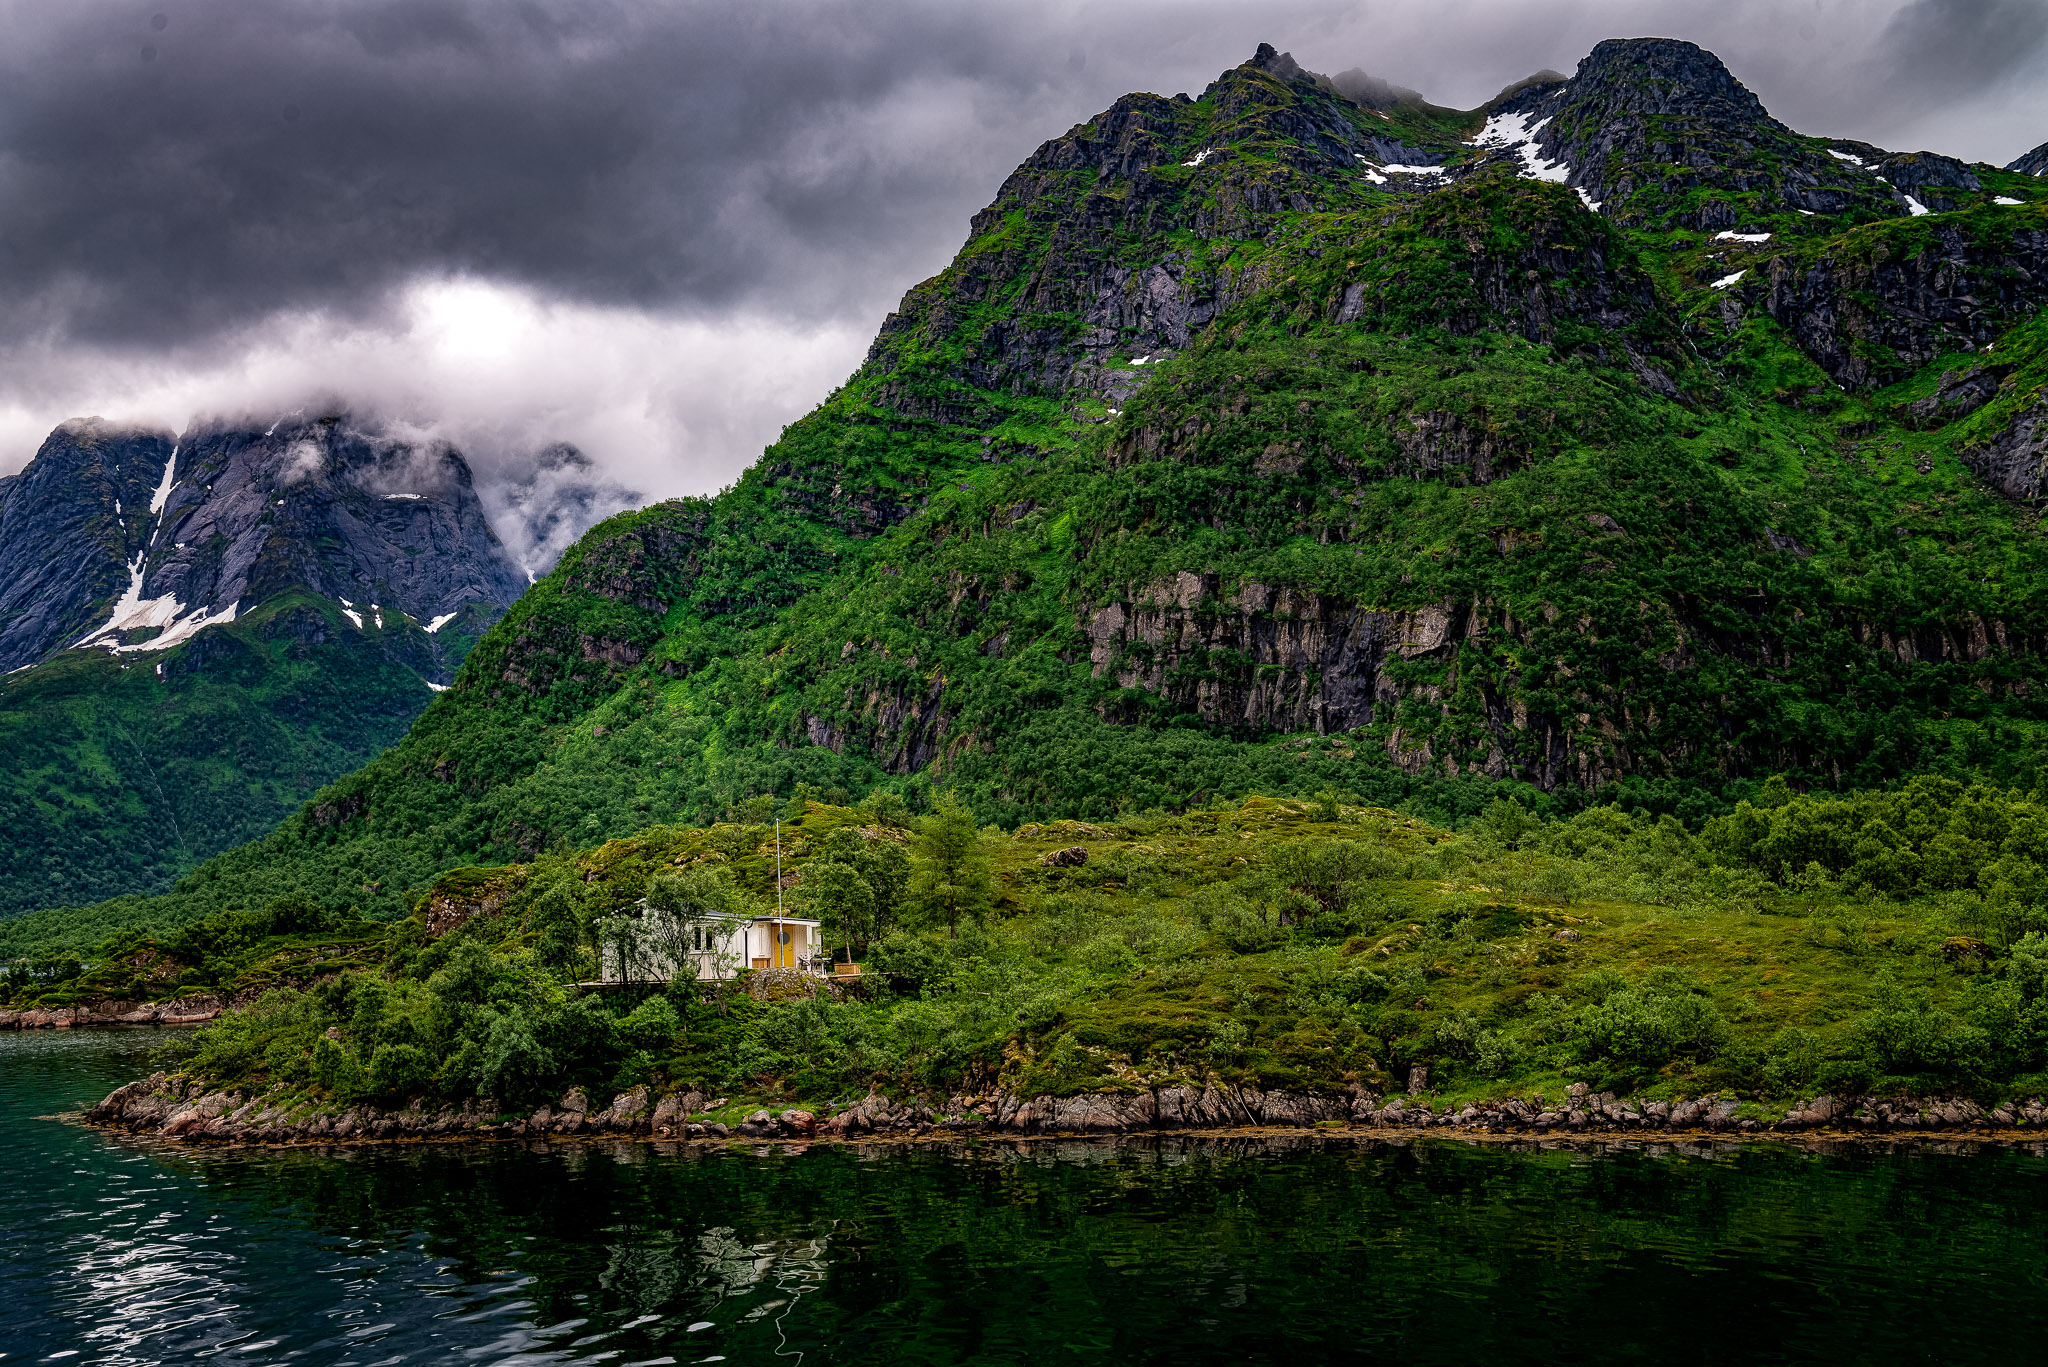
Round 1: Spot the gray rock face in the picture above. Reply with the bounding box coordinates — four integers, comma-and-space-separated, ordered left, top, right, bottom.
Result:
1763, 226, 2048, 389
142, 414, 527, 641
2010, 140, 2048, 177
0, 412, 527, 672
0, 420, 176, 671
1497, 38, 1915, 227
1962, 396, 2048, 503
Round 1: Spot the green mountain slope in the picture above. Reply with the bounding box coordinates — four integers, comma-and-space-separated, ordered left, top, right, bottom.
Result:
0, 593, 495, 915
33, 38, 2048, 936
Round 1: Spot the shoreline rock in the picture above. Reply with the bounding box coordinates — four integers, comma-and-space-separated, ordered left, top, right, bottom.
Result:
1, 996, 240, 1029
79, 1073, 2048, 1149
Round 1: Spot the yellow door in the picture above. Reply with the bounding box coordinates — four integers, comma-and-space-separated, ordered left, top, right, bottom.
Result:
774, 925, 794, 968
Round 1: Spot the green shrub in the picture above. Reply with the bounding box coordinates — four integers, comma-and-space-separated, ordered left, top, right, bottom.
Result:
1576, 968, 1730, 1071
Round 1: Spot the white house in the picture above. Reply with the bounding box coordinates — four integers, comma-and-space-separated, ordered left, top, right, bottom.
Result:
597, 908, 827, 983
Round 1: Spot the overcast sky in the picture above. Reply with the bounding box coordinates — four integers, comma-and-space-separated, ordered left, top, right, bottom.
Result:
1, 0, 2042, 518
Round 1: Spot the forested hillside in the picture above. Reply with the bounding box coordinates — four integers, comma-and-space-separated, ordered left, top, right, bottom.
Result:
18, 37, 2048, 955
0, 415, 522, 911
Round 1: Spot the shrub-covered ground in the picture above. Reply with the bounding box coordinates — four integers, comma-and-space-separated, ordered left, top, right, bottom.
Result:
27, 776, 2048, 1123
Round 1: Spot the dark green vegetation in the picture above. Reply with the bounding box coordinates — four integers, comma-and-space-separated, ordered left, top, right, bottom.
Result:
28, 41, 2048, 946
0, 593, 482, 916
30, 777, 2048, 1118
19, 43, 2048, 1129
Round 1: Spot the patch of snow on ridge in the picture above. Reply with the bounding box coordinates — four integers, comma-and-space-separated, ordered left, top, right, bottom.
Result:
1828, 149, 1868, 167
1715, 231, 1772, 242
1182, 148, 1215, 167
1353, 155, 1388, 185
148, 444, 178, 515
425, 681, 450, 693
1904, 195, 1930, 216
338, 599, 364, 630
72, 551, 241, 655
384, 493, 424, 500
1472, 111, 1572, 186
1381, 163, 1445, 175
1997, 196, 2024, 205
1710, 269, 1748, 290
1576, 189, 1603, 212
426, 612, 459, 633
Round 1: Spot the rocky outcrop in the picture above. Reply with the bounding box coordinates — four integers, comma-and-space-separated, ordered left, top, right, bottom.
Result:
1, 994, 240, 1028
1905, 364, 2010, 428
1497, 39, 1903, 229
84, 1072, 2048, 1145
2010, 140, 2048, 177
1961, 393, 2048, 501
1762, 225, 2048, 389
0, 420, 176, 671
143, 413, 526, 641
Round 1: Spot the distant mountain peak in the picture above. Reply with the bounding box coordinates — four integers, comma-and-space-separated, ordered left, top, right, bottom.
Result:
0, 412, 529, 672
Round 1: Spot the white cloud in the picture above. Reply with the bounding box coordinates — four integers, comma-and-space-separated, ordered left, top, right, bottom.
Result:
0, 276, 876, 506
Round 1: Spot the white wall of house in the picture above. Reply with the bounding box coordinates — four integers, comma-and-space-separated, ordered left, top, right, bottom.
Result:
598, 910, 823, 983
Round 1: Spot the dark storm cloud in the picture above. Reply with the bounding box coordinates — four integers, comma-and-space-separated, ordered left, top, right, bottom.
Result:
5, 0, 2044, 356
1, 0, 2043, 506
0, 0, 1069, 347
1866, 0, 2048, 112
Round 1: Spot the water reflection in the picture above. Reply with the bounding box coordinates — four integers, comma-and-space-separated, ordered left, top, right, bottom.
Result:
10, 1031, 2048, 1365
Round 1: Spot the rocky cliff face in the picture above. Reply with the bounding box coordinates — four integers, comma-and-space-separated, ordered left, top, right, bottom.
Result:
1488, 38, 1999, 230
0, 421, 177, 672
2011, 141, 2048, 177
0, 412, 527, 674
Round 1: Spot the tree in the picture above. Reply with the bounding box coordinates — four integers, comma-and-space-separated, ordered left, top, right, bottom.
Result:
619, 865, 749, 997
908, 792, 997, 939
803, 860, 876, 963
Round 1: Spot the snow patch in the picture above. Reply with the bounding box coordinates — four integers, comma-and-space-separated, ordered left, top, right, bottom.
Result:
1997, 195, 2024, 206
384, 492, 425, 500
1353, 155, 1388, 185
1709, 269, 1748, 290
1471, 111, 1573, 186
1798, 209, 1816, 216
1904, 194, 1930, 216
1576, 188, 1603, 212
340, 607, 363, 629
149, 445, 178, 514
1182, 148, 1215, 167
1381, 163, 1445, 176
72, 552, 241, 655
113, 500, 121, 514
426, 611, 459, 633
1828, 149, 1868, 167
425, 681, 450, 693
1714, 231, 1772, 243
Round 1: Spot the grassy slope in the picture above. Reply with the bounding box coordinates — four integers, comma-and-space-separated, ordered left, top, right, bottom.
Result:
36, 780, 2048, 1119
0, 591, 487, 917
15, 49, 2048, 1096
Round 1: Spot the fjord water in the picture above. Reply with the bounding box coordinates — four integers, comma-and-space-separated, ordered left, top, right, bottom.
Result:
8, 1032, 2048, 1366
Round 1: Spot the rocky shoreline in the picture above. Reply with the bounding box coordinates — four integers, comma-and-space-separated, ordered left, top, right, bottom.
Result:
3, 997, 237, 1029
83, 1074, 2048, 1147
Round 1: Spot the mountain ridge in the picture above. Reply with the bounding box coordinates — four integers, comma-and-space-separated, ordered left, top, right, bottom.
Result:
14, 35, 2048, 933
0, 412, 552, 912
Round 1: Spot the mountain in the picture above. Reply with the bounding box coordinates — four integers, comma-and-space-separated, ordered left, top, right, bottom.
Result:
0, 412, 529, 913
26, 36, 2048, 930
2012, 140, 2048, 178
